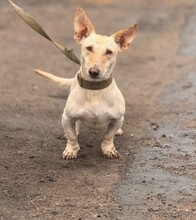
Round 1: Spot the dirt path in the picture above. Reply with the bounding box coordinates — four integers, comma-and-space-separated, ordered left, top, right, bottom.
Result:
0, 0, 195, 219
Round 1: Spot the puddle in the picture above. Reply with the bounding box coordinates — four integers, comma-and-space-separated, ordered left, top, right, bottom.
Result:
115, 71, 196, 208
116, 122, 196, 206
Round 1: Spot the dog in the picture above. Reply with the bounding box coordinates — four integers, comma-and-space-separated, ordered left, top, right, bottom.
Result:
34, 8, 137, 159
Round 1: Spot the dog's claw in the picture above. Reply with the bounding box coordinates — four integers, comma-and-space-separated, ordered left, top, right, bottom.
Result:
103, 151, 119, 159
62, 149, 78, 160
102, 146, 119, 159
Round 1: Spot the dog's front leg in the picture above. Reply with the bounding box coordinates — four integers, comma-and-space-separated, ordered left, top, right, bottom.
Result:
101, 117, 124, 159
62, 114, 80, 160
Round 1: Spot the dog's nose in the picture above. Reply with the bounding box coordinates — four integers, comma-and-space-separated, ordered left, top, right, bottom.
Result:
89, 68, 100, 78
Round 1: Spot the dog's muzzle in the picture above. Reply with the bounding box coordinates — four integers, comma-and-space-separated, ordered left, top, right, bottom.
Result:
89, 68, 100, 79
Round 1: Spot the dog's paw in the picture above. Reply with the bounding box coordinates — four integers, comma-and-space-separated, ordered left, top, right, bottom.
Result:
62, 149, 78, 160
102, 146, 119, 159
115, 128, 124, 136
62, 144, 79, 160
63, 133, 68, 139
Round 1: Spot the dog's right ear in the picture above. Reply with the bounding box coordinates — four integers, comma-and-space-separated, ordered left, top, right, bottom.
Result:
74, 8, 95, 43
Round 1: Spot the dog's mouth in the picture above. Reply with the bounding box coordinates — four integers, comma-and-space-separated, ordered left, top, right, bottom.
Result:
89, 75, 99, 79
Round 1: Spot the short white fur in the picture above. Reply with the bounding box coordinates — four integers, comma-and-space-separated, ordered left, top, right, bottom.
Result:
34, 8, 137, 159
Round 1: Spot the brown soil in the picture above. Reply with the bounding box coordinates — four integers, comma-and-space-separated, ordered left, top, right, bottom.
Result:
1, 0, 195, 219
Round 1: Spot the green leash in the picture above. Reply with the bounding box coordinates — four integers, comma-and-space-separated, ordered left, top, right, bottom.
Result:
8, 0, 80, 65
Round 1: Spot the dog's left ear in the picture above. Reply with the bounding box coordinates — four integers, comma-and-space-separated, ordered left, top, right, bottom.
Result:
112, 24, 137, 51
74, 8, 95, 43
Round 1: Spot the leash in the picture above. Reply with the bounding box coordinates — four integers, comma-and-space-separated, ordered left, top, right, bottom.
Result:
8, 0, 80, 65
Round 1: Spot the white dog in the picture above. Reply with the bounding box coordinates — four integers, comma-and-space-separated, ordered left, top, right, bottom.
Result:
34, 8, 137, 159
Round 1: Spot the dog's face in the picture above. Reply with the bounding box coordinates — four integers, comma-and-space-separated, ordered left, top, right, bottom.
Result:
81, 34, 119, 80
74, 8, 137, 81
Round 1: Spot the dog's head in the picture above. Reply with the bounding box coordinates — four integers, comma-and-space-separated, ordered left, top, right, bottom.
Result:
74, 8, 137, 81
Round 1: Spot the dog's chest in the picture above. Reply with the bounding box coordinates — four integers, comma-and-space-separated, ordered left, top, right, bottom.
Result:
79, 102, 116, 128
66, 83, 125, 128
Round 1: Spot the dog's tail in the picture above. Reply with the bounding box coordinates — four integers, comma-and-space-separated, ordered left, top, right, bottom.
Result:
34, 69, 73, 88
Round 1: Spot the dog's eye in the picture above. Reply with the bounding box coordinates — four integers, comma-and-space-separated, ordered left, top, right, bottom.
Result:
105, 49, 113, 56
86, 46, 93, 52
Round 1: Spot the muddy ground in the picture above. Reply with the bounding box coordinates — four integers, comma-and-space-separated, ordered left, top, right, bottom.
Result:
0, 0, 196, 219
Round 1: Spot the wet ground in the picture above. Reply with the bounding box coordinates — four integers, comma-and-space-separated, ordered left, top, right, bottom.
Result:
0, 0, 196, 219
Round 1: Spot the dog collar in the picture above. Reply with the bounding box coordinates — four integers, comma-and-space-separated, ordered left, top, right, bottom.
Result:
77, 73, 113, 90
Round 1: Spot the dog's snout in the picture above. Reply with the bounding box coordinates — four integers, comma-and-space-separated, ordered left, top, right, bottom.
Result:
89, 68, 100, 78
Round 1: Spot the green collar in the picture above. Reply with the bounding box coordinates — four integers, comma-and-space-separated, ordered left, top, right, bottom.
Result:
77, 73, 113, 90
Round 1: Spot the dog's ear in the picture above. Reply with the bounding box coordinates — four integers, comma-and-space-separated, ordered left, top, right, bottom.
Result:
74, 8, 95, 43
112, 24, 137, 51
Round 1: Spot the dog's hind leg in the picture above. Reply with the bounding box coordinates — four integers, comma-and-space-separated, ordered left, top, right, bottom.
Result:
115, 128, 124, 136
75, 120, 81, 136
